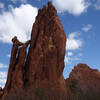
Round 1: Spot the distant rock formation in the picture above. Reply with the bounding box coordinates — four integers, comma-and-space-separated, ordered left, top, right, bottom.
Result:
65, 64, 100, 100
0, 2, 100, 100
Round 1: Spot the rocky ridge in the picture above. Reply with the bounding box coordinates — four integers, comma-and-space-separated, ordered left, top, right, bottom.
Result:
66, 64, 100, 100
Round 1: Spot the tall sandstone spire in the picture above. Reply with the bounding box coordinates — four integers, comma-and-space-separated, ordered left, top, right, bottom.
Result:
25, 2, 66, 89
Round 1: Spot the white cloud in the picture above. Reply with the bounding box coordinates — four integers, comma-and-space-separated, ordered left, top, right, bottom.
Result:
0, 71, 7, 88
65, 32, 83, 65
10, 0, 16, 4
0, 84, 5, 88
20, 0, 27, 3
66, 32, 83, 50
0, 63, 8, 68
0, 77, 6, 88
64, 56, 68, 65
0, 2, 4, 9
94, 0, 100, 10
82, 24, 92, 32
0, 4, 38, 43
64, 55, 79, 65
78, 53, 83, 57
7, 54, 11, 58
0, 72, 7, 78
68, 52, 73, 56
52, 0, 89, 15
0, 79, 6, 84
8, 5, 14, 10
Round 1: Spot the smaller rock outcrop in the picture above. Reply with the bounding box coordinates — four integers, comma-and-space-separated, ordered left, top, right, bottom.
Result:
2, 37, 30, 100
4, 36, 24, 93
66, 64, 100, 100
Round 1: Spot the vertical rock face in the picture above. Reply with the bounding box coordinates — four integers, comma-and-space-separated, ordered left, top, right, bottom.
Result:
25, 2, 66, 90
4, 36, 24, 92
1, 2, 67, 100
2, 37, 30, 100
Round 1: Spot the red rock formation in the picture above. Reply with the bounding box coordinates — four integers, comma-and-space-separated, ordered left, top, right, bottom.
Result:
4, 36, 24, 92
25, 2, 66, 91
2, 37, 30, 100
66, 64, 100, 100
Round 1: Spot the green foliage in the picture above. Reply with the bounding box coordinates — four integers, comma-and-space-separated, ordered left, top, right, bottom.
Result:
48, 37, 55, 52
68, 80, 100, 100
48, 44, 54, 51
34, 88, 47, 100
70, 79, 78, 90
49, 37, 53, 45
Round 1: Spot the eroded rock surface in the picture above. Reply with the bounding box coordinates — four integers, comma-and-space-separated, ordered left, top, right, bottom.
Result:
25, 2, 66, 90
66, 64, 100, 100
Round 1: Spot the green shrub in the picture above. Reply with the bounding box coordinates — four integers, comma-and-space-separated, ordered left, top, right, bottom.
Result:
48, 37, 55, 52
